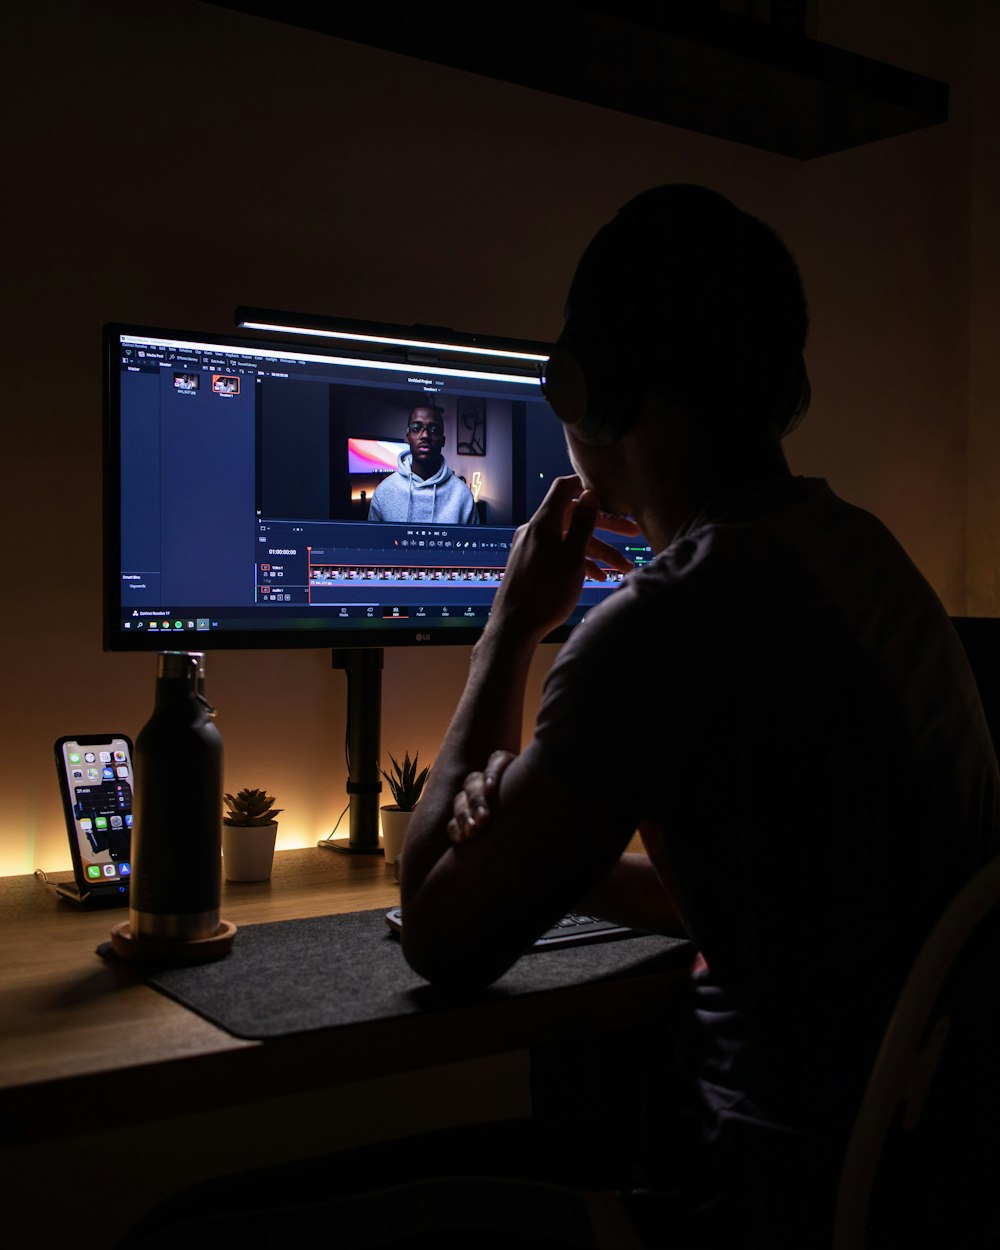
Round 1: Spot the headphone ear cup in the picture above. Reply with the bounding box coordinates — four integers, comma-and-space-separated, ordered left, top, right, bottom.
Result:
540, 344, 590, 434
540, 341, 641, 446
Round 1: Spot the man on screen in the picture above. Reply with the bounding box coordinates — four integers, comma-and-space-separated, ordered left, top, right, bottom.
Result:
368, 405, 479, 525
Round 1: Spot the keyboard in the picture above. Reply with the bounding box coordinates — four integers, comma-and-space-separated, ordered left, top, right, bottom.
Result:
384, 906, 642, 951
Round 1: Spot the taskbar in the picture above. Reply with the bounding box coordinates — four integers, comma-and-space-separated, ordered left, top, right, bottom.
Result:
117, 579, 614, 640
119, 602, 495, 637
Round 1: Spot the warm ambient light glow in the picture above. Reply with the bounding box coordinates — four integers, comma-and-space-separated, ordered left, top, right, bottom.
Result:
471, 470, 484, 501
239, 319, 549, 365
15, 826, 332, 878
2, 844, 37, 876
276, 825, 337, 853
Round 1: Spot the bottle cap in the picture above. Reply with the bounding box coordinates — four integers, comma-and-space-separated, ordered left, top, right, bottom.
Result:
157, 652, 200, 681
188, 651, 214, 710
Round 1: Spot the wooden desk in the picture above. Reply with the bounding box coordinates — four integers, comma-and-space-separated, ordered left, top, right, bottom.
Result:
0, 847, 689, 1248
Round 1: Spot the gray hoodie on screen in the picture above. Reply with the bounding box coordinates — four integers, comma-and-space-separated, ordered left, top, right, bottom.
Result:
367, 450, 479, 524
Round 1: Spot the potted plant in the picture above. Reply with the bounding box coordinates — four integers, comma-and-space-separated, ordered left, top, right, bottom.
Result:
379, 751, 430, 868
221, 787, 284, 882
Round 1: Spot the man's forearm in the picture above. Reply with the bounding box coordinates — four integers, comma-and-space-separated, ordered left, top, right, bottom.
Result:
400, 623, 537, 902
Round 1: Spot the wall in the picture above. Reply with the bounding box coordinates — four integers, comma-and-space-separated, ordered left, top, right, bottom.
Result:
4, 0, 983, 874
968, 0, 1000, 614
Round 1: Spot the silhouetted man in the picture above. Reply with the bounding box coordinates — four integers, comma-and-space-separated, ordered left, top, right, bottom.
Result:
401, 185, 1000, 1247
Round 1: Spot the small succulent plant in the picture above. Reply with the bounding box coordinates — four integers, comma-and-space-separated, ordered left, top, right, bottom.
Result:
223, 787, 283, 827
380, 751, 430, 812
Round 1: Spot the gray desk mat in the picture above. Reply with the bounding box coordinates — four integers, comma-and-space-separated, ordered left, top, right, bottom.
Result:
99, 909, 692, 1041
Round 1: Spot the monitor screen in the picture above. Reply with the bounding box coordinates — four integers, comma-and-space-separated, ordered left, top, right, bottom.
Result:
103, 319, 652, 650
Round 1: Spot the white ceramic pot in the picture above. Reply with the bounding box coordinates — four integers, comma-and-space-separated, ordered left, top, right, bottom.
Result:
222, 821, 278, 882
380, 806, 413, 870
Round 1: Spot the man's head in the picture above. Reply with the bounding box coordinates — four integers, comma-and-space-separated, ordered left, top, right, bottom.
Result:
542, 184, 809, 447
406, 405, 446, 478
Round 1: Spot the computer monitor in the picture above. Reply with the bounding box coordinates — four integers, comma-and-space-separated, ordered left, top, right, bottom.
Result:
103, 318, 652, 653
103, 314, 655, 852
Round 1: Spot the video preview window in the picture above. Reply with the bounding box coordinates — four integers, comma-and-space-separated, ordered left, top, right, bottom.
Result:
256, 377, 571, 529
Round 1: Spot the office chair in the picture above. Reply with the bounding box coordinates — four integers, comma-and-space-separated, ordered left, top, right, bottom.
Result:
832, 852, 1000, 1250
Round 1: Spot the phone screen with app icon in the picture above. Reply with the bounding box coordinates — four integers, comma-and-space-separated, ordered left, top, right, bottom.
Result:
54, 735, 134, 902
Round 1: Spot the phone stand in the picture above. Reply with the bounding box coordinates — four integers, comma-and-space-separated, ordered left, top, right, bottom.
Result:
55, 881, 129, 908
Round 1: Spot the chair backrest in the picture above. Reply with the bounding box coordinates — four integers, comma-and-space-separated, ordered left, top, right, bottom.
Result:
951, 617, 1000, 763
833, 853, 1000, 1250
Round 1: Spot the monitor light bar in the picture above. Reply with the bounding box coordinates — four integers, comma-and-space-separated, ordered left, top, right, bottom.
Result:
235, 306, 551, 366
239, 319, 549, 364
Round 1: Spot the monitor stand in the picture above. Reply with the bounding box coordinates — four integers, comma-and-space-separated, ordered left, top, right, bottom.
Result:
322, 648, 384, 854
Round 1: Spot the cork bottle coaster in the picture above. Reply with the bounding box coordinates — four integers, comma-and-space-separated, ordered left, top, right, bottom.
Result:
109, 919, 237, 963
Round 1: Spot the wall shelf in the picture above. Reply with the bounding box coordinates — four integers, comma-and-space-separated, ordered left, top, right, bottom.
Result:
207, 1, 949, 159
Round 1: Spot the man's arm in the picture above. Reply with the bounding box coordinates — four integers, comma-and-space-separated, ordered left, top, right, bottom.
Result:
400, 635, 644, 987
400, 477, 669, 987
449, 762, 689, 937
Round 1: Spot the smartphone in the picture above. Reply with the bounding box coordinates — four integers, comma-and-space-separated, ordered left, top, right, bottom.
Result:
53, 734, 134, 907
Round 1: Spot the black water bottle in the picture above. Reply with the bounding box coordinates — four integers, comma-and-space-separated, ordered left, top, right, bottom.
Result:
130, 651, 223, 943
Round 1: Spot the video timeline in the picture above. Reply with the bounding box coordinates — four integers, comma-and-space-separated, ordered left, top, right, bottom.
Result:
301, 562, 630, 595
308, 562, 505, 587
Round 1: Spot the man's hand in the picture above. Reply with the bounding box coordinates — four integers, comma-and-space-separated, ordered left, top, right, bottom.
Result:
488, 475, 641, 645
447, 750, 515, 844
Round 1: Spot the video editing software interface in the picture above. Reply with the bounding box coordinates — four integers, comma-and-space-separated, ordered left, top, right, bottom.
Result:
107, 324, 653, 647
